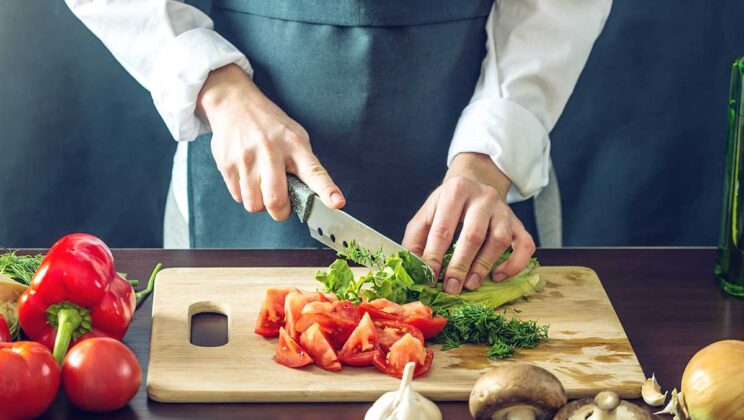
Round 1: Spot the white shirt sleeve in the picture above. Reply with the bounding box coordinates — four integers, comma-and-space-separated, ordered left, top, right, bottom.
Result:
448, 0, 612, 202
65, 0, 253, 142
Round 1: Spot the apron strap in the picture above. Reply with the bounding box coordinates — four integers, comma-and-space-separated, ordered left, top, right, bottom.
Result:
534, 162, 563, 247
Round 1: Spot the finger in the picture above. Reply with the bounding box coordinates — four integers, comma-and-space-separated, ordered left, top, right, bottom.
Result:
292, 151, 345, 209
421, 192, 467, 282
220, 166, 242, 203
443, 203, 490, 294
402, 194, 437, 257
492, 219, 536, 280
238, 164, 264, 213
463, 218, 510, 290
259, 153, 291, 221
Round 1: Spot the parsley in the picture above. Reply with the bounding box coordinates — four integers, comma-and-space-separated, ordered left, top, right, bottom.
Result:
432, 302, 549, 360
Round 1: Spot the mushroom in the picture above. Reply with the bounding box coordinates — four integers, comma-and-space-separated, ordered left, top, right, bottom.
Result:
554, 391, 651, 420
469, 363, 567, 420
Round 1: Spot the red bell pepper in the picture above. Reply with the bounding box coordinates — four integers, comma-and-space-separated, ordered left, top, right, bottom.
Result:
0, 341, 61, 420
0, 315, 11, 342
17, 233, 158, 364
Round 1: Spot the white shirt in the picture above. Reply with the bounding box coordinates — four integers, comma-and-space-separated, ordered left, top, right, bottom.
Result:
65, 0, 612, 223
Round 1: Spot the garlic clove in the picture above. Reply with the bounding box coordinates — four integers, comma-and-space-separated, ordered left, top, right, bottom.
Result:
365, 362, 441, 420
653, 388, 688, 420
641, 373, 668, 406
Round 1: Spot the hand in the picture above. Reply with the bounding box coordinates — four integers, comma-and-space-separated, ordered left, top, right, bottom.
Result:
197, 64, 345, 220
402, 153, 536, 294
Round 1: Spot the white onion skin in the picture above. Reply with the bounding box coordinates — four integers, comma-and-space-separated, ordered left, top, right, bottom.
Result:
681, 340, 744, 420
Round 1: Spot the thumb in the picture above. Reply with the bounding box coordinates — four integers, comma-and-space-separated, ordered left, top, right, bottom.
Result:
293, 152, 345, 209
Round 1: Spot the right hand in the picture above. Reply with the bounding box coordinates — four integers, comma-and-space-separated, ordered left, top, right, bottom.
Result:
197, 64, 345, 221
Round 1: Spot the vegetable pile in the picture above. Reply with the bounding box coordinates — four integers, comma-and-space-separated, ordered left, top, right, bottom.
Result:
0, 233, 159, 416
256, 288, 445, 378
257, 242, 549, 378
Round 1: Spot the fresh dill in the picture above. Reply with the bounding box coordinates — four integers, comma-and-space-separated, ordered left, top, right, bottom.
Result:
432, 302, 549, 360
0, 251, 43, 285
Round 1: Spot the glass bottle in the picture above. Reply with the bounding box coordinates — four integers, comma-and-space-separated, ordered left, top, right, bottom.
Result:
716, 56, 744, 297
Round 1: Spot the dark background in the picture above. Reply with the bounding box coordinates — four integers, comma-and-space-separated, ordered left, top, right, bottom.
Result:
0, 1, 740, 248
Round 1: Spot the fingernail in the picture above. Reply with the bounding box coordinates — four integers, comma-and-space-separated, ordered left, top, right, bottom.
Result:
444, 278, 462, 294
464, 273, 481, 290
492, 273, 506, 282
330, 192, 343, 205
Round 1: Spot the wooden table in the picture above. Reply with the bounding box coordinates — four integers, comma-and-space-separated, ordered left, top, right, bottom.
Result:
34, 248, 744, 419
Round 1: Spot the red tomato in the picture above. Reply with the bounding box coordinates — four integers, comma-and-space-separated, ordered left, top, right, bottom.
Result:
0, 341, 61, 419
372, 333, 433, 379
284, 290, 309, 341
338, 312, 380, 366
62, 337, 141, 413
374, 320, 425, 353
295, 300, 361, 348
275, 327, 313, 368
359, 299, 404, 321
0, 315, 11, 342
400, 301, 432, 318
404, 315, 447, 339
255, 288, 295, 337
299, 323, 342, 371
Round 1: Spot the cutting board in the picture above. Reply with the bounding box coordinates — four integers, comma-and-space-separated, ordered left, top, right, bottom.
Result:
147, 266, 645, 403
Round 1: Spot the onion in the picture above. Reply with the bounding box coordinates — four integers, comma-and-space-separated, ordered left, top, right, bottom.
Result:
681, 340, 744, 420
0, 274, 28, 338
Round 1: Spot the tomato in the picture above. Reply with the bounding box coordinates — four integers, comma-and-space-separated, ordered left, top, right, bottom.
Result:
374, 320, 425, 353
0, 315, 11, 342
372, 333, 433, 379
359, 299, 404, 321
400, 301, 432, 318
404, 314, 447, 339
295, 300, 361, 348
338, 312, 380, 366
255, 288, 295, 337
0, 341, 61, 419
62, 337, 141, 413
275, 327, 313, 368
299, 323, 342, 371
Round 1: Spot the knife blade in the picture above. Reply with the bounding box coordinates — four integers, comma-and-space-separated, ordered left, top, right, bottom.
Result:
287, 175, 435, 284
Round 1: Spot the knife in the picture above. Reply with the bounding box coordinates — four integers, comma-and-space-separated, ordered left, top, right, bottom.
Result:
287, 175, 435, 284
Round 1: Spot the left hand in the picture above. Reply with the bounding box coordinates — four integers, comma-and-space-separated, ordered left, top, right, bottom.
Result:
402, 153, 536, 294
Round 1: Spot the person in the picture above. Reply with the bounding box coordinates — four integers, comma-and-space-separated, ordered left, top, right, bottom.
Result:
65, 0, 611, 294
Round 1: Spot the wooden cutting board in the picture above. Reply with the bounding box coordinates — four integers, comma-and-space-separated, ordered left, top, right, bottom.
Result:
147, 266, 645, 403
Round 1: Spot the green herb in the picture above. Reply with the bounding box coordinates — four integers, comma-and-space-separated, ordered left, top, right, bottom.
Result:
432, 302, 549, 360
0, 251, 43, 285
337, 241, 385, 270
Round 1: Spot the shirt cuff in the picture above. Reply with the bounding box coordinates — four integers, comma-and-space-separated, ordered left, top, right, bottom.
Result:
448, 97, 551, 203
150, 28, 253, 142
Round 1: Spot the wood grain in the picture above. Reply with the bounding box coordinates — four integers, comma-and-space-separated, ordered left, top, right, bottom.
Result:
147, 266, 644, 403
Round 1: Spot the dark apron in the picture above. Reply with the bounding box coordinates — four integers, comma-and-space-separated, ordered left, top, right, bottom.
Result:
188, 0, 498, 248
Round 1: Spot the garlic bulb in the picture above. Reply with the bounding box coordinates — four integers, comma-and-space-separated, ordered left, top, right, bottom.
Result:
641, 373, 667, 406
365, 362, 441, 420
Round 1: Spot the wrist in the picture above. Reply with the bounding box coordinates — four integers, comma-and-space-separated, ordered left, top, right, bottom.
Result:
446, 152, 511, 199
197, 64, 258, 121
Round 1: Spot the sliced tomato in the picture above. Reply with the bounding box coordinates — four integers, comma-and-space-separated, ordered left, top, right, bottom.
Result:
254, 288, 295, 337
404, 314, 447, 339
358, 299, 404, 321
275, 327, 313, 368
295, 300, 361, 348
400, 301, 432, 318
372, 333, 433, 378
284, 290, 310, 340
338, 312, 381, 366
299, 323, 342, 371
374, 320, 425, 353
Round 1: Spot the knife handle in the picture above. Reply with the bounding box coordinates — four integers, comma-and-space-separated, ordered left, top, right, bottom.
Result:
287, 174, 316, 223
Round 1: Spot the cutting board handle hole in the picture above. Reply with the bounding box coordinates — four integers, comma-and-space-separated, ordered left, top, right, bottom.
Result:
189, 302, 229, 348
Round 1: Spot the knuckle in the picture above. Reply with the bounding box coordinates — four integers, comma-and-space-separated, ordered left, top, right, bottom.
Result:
447, 176, 471, 192
445, 261, 469, 276
284, 130, 308, 147
472, 257, 493, 274
264, 193, 288, 210
490, 231, 512, 249
429, 223, 454, 241
462, 229, 486, 247
482, 187, 499, 201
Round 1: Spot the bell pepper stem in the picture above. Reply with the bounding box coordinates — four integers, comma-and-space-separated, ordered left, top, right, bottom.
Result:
128, 279, 139, 287
135, 263, 162, 308
53, 307, 83, 364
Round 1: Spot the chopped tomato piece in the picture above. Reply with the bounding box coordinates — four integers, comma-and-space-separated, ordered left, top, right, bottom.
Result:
255, 288, 295, 337
295, 300, 361, 348
372, 333, 433, 379
404, 314, 447, 339
338, 313, 381, 366
400, 301, 433, 318
374, 320, 425, 353
359, 299, 404, 321
299, 323, 342, 371
284, 290, 310, 340
275, 327, 313, 368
